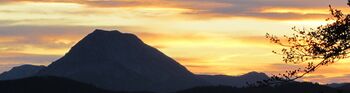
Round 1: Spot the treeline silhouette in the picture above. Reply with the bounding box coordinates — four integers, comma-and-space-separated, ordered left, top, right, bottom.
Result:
0, 76, 349, 93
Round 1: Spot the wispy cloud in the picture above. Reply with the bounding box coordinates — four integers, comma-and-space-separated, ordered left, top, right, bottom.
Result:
303, 74, 350, 84
2, 0, 346, 20
0, 52, 60, 64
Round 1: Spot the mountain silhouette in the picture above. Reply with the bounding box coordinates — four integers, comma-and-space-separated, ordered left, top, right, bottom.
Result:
198, 71, 269, 87
1, 65, 269, 88
37, 29, 207, 92
0, 64, 45, 80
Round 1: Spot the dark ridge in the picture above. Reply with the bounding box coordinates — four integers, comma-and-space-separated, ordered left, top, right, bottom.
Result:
0, 76, 153, 93
177, 82, 347, 93
0, 64, 45, 80
197, 71, 269, 87
336, 83, 350, 91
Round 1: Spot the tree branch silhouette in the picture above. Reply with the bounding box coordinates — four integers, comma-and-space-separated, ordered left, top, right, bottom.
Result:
259, 3, 350, 86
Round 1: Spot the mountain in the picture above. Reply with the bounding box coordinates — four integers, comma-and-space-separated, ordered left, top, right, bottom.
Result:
198, 71, 269, 87
0, 65, 271, 91
0, 64, 45, 80
0, 76, 152, 93
37, 29, 207, 92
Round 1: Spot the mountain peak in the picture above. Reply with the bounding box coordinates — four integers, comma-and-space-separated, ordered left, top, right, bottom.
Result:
247, 71, 262, 74
242, 71, 267, 77
83, 29, 143, 45
38, 29, 206, 92
92, 29, 122, 34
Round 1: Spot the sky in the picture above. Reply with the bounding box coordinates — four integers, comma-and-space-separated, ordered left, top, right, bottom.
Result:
1, 0, 350, 84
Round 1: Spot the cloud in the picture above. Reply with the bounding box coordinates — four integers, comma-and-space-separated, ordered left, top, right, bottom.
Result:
0, 26, 92, 51
0, 1, 193, 26
0, 25, 227, 55
0, 53, 60, 64
2, 0, 347, 20
0, 52, 60, 73
177, 0, 343, 20
262, 63, 305, 75
174, 57, 203, 63
303, 74, 350, 83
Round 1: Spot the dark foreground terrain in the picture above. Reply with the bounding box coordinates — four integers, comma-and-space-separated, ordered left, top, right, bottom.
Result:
0, 76, 152, 93
178, 83, 348, 93
0, 76, 348, 93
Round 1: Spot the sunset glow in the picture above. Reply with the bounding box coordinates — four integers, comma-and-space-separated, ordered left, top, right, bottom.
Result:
1, 0, 350, 84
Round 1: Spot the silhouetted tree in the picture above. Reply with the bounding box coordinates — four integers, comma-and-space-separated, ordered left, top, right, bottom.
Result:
264, 2, 350, 85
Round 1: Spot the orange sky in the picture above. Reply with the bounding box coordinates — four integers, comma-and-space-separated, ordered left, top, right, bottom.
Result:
0, 0, 350, 84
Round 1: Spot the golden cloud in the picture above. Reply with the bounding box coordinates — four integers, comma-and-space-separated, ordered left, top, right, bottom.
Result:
1, 0, 346, 21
